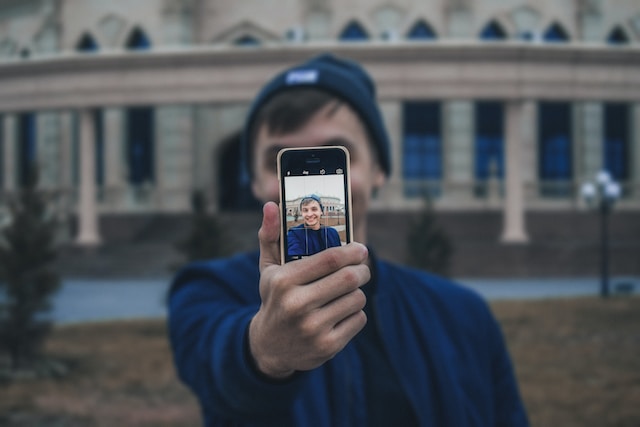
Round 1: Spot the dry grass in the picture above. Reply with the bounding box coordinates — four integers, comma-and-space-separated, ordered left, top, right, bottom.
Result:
0, 320, 200, 427
0, 296, 638, 426
493, 296, 640, 427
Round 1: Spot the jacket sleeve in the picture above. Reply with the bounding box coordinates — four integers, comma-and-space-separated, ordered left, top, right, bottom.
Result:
167, 264, 305, 422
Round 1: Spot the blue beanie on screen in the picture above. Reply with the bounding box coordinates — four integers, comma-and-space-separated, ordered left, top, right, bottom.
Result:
243, 53, 391, 176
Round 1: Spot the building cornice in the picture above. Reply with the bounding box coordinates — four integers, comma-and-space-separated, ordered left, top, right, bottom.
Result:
0, 41, 639, 112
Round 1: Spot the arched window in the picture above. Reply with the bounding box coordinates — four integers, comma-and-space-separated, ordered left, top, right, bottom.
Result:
607, 26, 629, 45
233, 35, 260, 46
407, 20, 436, 40
339, 20, 369, 41
126, 27, 152, 50
543, 22, 569, 42
480, 20, 507, 40
76, 33, 98, 52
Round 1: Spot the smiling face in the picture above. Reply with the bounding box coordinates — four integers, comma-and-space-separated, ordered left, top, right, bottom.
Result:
251, 100, 386, 243
300, 199, 323, 230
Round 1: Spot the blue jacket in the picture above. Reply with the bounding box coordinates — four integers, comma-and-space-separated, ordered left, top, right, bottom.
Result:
168, 251, 529, 426
287, 224, 342, 258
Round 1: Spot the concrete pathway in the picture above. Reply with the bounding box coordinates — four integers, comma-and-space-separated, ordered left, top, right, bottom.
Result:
48, 276, 639, 324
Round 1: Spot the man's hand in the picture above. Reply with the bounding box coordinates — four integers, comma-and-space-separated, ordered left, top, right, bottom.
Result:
248, 202, 370, 379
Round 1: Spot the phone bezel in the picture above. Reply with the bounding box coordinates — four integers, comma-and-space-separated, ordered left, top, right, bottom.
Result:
277, 146, 353, 264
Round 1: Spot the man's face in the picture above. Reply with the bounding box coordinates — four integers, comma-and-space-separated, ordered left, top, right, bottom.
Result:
301, 200, 322, 230
251, 102, 385, 243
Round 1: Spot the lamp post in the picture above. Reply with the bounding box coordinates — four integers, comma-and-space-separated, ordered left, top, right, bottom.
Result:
580, 170, 621, 298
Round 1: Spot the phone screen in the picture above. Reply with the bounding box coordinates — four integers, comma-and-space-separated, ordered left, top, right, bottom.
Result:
278, 147, 352, 263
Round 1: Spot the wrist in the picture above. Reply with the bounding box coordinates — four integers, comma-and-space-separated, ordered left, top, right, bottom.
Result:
248, 315, 295, 380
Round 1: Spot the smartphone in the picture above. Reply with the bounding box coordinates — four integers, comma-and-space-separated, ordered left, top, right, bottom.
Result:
277, 146, 353, 263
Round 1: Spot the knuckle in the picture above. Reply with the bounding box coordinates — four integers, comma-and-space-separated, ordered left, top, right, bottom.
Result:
352, 288, 367, 310
323, 249, 342, 271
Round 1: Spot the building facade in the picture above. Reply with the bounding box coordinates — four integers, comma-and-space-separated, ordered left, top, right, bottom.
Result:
0, 0, 639, 248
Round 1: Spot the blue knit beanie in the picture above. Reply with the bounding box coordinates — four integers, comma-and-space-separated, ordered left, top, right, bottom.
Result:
242, 53, 391, 176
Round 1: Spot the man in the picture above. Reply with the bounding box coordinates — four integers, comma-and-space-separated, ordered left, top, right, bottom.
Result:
169, 53, 529, 426
287, 195, 342, 259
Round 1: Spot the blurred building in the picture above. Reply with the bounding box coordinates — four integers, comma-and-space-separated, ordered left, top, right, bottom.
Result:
0, 0, 639, 275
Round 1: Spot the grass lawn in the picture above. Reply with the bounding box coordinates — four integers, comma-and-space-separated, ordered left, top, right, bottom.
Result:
1, 296, 638, 426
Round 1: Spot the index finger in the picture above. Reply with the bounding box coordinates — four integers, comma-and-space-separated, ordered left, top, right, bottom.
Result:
284, 243, 369, 286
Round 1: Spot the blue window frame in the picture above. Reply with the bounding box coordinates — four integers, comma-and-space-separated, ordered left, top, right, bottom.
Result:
234, 35, 260, 46
76, 33, 98, 52
407, 20, 436, 40
126, 27, 151, 50
403, 102, 442, 197
474, 102, 504, 181
543, 22, 569, 42
538, 102, 572, 196
607, 26, 629, 45
127, 107, 154, 185
604, 103, 629, 181
480, 20, 507, 40
18, 113, 37, 187
339, 21, 368, 41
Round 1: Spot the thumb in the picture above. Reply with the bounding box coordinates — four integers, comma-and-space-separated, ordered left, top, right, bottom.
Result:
258, 201, 282, 271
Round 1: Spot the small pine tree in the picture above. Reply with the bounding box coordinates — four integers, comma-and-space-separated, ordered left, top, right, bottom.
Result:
174, 190, 229, 265
0, 167, 60, 371
406, 196, 454, 277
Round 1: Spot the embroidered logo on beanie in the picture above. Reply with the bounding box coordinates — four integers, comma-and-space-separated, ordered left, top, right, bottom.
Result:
286, 70, 319, 85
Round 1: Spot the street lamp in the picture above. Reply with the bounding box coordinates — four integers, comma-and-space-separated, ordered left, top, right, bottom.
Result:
580, 170, 621, 298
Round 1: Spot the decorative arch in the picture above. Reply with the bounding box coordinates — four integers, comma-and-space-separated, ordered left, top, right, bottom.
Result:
211, 20, 279, 44
76, 32, 99, 52
407, 19, 437, 40
607, 25, 630, 44
373, 4, 404, 39
98, 13, 128, 47
339, 20, 369, 41
479, 19, 508, 40
125, 26, 152, 49
510, 5, 542, 40
233, 34, 260, 46
543, 21, 569, 42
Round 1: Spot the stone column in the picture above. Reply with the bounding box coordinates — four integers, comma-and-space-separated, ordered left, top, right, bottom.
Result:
573, 102, 603, 201
376, 101, 403, 208
103, 108, 125, 208
500, 100, 529, 243
75, 108, 101, 246
2, 114, 17, 192
443, 101, 474, 202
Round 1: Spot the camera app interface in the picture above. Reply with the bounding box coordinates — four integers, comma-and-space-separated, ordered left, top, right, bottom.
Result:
283, 170, 348, 262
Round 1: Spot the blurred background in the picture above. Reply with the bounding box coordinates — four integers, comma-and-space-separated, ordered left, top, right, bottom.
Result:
0, 0, 639, 425
0, 0, 639, 279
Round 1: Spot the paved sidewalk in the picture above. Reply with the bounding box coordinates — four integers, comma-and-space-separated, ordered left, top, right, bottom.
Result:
49, 276, 639, 324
